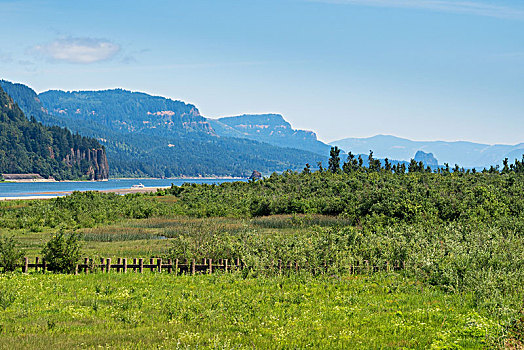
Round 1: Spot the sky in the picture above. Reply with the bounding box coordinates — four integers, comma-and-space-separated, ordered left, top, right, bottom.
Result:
1, 0, 523, 145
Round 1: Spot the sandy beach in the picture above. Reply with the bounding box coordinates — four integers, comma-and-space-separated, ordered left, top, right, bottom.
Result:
0, 186, 171, 201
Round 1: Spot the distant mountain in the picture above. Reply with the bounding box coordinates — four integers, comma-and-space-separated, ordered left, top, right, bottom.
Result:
0, 84, 108, 180
1, 80, 324, 177
209, 114, 330, 156
414, 151, 438, 168
331, 135, 524, 169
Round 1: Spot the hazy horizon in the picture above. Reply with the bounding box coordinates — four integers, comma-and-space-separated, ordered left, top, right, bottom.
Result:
2, 0, 523, 144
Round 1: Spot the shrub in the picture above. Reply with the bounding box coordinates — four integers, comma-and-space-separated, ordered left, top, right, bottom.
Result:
42, 232, 81, 273
0, 235, 23, 272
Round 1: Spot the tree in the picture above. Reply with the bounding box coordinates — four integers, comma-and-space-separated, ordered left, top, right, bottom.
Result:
343, 152, 359, 174
384, 158, 391, 172
328, 146, 341, 173
302, 163, 311, 175
42, 231, 81, 273
0, 235, 23, 272
502, 158, 510, 174
317, 161, 324, 173
367, 150, 381, 172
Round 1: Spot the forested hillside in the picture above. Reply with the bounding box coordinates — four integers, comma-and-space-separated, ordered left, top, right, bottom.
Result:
0, 85, 108, 180
1, 81, 326, 178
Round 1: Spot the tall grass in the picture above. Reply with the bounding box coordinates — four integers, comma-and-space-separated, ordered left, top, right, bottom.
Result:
80, 227, 163, 242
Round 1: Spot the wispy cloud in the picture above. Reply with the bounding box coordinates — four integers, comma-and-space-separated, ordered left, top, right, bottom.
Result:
33, 37, 121, 64
307, 0, 524, 19
0, 50, 13, 63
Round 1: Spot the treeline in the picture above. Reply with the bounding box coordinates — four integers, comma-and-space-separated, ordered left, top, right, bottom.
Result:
328, 146, 524, 175
0, 86, 107, 180
1, 153, 522, 230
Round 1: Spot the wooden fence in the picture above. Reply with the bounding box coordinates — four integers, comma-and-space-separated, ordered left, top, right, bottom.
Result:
21, 257, 407, 275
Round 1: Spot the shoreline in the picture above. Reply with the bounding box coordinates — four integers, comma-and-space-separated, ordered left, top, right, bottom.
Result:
0, 176, 248, 183
2, 176, 246, 183
109, 176, 246, 180
0, 178, 248, 201
0, 186, 172, 201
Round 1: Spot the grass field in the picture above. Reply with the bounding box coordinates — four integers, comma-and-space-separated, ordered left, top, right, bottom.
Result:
0, 272, 504, 349
1, 211, 522, 348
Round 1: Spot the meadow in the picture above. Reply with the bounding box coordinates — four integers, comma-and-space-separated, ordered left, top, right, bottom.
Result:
0, 165, 523, 348
0, 272, 506, 349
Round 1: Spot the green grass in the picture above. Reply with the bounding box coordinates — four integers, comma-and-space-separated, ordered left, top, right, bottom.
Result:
2, 214, 522, 348
8, 215, 321, 259
0, 272, 503, 349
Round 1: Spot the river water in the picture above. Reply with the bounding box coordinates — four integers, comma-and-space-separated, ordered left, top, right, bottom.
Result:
0, 178, 246, 198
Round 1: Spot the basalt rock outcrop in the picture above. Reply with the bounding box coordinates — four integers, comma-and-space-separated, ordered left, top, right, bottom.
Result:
64, 148, 109, 180
0, 84, 109, 180
414, 150, 439, 168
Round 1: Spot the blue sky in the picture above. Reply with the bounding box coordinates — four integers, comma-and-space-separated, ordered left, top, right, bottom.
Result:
1, 0, 523, 144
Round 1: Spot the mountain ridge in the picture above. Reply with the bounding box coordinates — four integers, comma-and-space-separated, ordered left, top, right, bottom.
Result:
1, 80, 325, 178
209, 114, 330, 156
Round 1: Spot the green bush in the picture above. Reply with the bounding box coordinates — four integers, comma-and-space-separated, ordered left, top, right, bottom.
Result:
0, 235, 23, 272
42, 232, 81, 273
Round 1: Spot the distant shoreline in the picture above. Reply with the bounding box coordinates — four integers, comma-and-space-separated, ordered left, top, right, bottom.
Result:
0, 177, 248, 201
2, 176, 246, 183
111, 176, 246, 180
0, 186, 171, 201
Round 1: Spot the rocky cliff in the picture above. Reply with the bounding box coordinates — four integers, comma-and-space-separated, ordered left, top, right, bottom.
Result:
414, 151, 439, 168
209, 114, 331, 156
0, 84, 109, 180
64, 148, 109, 180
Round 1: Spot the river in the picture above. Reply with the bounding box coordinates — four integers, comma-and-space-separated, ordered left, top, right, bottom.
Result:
0, 178, 246, 198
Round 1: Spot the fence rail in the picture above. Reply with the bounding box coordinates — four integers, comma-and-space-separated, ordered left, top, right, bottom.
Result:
20, 257, 407, 275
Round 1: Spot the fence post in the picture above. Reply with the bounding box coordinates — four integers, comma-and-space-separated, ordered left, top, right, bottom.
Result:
139, 258, 144, 273
175, 259, 179, 275
278, 259, 282, 274
123, 258, 127, 273
236, 258, 240, 269
208, 259, 212, 274
100, 258, 105, 271
42, 258, 47, 273
133, 258, 137, 272
35, 257, 39, 272
225, 259, 228, 273
167, 259, 172, 273
116, 258, 121, 273
106, 258, 111, 273
157, 258, 162, 273
84, 258, 89, 274
192, 259, 196, 275
75, 264, 79, 275
150, 258, 154, 273
22, 257, 28, 273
